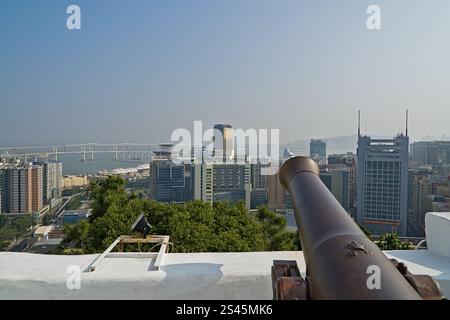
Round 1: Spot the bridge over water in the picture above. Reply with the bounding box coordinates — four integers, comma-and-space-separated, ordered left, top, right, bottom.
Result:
0, 143, 161, 163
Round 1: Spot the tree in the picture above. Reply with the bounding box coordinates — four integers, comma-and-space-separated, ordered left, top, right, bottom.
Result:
255, 206, 299, 251
42, 214, 53, 225
87, 175, 129, 221
376, 233, 413, 250
0, 215, 34, 250
0, 215, 7, 229
60, 176, 298, 254
0, 227, 15, 250
66, 196, 82, 210
10, 215, 33, 239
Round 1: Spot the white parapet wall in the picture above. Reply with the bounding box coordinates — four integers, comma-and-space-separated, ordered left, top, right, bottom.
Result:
425, 212, 450, 258
0, 251, 305, 300
1, 212, 450, 299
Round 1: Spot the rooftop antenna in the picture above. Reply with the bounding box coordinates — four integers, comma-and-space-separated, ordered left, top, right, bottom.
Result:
358, 110, 361, 137
405, 108, 409, 138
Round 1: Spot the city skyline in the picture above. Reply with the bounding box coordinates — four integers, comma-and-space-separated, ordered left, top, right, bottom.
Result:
2, 1, 450, 146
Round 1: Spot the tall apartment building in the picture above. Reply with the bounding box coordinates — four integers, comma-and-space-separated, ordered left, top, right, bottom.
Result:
250, 162, 269, 190
411, 141, 450, 166
0, 164, 43, 214
149, 144, 187, 203
327, 153, 357, 216
34, 161, 63, 206
267, 160, 288, 211
191, 162, 214, 204
212, 163, 251, 208
320, 168, 351, 213
357, 126, 409, 236
212, 124, 235, 163
408, 168, 433, 237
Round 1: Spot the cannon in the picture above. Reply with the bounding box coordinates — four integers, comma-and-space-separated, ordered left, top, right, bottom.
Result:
272, 156, 442, 300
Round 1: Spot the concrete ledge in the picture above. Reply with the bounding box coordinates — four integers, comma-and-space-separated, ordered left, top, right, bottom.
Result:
386, 250, 450, 298
0, 251, 305, 300
426, 212, 450, 258
1, 249, 450, 299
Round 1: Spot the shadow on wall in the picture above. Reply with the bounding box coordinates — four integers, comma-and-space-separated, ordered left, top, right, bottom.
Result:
386, 250, 450, 298
156, 263, 224, 299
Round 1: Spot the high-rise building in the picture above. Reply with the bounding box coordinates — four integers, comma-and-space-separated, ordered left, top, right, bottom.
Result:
250, 163, 269, 190
310, 139, 327, 164
320, 168, 351, 213
411, 141, 450, 166
149, 144, 187, 203
327, 153, 357, 216
267, 161, 293, 212
331, 168, 350, 213
250, 188, 268, 209
267, 161, 287, 211
0, 164, 43, 214
356, 115, 409, 235
212, 124, 234, 163
408, 168, 433, 237
212, 163, 251, 208
213, 163, 250, 191
191, 162, 214, 204
33, 161, 63, 207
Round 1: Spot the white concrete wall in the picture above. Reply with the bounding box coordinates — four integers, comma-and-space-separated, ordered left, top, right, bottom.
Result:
0, 251, 305, 300
1, 212, 450, 300
426, 212, 450, 258
1, 249, 450, 299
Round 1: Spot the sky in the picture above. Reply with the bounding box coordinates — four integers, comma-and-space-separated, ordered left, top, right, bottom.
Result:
1, 0, 450, 146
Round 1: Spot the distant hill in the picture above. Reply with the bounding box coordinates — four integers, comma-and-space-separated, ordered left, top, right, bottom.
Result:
283, 134, 393, 156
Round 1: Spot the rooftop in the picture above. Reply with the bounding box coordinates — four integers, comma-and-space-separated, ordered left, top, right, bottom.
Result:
1, 212, 450, 300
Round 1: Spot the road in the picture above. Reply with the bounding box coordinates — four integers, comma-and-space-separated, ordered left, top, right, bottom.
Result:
7, 192, 85, 252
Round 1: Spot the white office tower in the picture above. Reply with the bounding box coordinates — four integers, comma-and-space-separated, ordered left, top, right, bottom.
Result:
356, 111, 409, 236
192, 162, 214, 204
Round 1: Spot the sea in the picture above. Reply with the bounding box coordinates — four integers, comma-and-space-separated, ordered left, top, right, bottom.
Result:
58, 153, 149, 176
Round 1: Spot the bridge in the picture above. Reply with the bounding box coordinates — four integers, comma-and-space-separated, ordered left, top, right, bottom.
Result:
0, 143, 161, 163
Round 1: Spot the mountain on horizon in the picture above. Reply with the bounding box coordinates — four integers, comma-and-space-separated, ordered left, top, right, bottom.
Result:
283, 133, 450, 156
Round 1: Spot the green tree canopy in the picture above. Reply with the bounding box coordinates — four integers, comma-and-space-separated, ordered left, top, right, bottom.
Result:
255, 206, 299, 251
377, 233, 413, 250
61, 176, 298, 254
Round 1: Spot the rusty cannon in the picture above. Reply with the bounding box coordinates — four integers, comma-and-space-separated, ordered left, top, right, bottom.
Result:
272, 156, 442, 300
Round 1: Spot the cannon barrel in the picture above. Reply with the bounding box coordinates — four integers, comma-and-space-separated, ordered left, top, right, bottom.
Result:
279, 156, 421, 300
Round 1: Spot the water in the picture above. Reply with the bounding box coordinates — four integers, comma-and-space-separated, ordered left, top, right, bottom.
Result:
36, 143, 354, 176
58, 153, 148, 176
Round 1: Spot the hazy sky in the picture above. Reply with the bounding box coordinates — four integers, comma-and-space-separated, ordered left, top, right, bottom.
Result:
1, 0, 450, 146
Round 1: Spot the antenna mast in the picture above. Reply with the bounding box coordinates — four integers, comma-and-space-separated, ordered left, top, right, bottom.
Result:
405, 108, 409, 137
358, 110, 361, 137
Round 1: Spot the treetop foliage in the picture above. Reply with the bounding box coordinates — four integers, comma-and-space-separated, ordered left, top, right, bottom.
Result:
61, 176, 299, 254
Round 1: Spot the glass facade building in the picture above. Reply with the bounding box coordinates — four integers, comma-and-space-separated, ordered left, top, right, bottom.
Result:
357, 134, 409, 236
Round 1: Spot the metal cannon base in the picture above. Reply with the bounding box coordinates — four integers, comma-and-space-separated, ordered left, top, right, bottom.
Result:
271, 259, 443, 300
